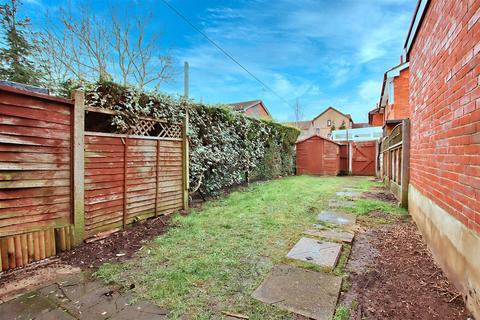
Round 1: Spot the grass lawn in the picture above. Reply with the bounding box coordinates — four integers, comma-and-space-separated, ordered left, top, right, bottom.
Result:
96, 176, 382, 319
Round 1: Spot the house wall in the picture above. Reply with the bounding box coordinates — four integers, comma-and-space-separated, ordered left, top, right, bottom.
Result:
312, 109, 351, 138
408, 0, 480, 317
244, 103, 271, 120
385, 68, 410, 121
370, 112, 384, 126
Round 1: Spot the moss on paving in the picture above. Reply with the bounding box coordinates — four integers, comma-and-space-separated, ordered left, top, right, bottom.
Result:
95, 176, 374, 319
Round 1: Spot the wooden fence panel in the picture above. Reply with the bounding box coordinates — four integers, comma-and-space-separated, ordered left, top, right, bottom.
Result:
84, 133, 185, 239
157, 140, 184, 214
0, 86, 187, 270
84, 134, 125, 237
0, 86, 75, 270
126, 138, 157, 222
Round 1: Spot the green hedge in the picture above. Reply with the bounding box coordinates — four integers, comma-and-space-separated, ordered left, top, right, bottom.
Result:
82, 81, 300, 196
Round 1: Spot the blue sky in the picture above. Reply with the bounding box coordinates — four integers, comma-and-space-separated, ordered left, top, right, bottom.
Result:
23, 0, 416, 123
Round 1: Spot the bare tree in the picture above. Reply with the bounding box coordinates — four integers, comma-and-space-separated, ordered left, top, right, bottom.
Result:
110, 14, 173, 90
39, 3, 174, 92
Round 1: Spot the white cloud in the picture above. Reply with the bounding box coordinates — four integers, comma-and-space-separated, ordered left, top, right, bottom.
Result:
358, 80, 382, 102
165, 0, 415, 122
24, 0, 42, 5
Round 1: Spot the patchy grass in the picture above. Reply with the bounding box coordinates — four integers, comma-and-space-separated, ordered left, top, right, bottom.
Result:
346, 177, 381, 191
96, 175, 368, 319
334, 244, 352, 292
333, 304, 350, 320
346, 198, 408, 217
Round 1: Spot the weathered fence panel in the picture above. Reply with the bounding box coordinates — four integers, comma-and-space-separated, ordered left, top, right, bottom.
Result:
0, 85, 188, 271
84, 133, 184, 239
381, 120, 410, 207
0, 86, 75, 270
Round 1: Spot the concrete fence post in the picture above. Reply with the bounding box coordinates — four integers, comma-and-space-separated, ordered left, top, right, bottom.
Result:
71, 90, 85, 245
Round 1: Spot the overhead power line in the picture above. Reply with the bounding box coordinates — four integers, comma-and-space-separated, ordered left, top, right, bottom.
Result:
160, 0, 292, 108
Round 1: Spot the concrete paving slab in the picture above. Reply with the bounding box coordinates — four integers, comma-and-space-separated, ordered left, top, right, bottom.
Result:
35, 308, 76, 320
312, 223, 327, 230
336, 191, 362, 198
329, 199, 356, 209
252, 264, 342, 320
286, 237, 342, 268
0, 273, 168, 320
0, 293, 57, 320
303, 229, 354, 243
318, 211, 356, 226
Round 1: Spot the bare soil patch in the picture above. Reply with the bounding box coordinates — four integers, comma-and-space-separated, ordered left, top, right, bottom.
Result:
341, 220, 472, 319
58, 215, 171, 269
0, 215, 171, 300
362, 191, 398, 203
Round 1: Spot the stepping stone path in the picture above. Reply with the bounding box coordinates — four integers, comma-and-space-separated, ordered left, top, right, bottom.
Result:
318, 211, 356, 226
329, 199, 356, 209
252, 265, 342, 320
253, 185, 362, 319
336, 191, 362, 198
303, 229, 354, 243
286, 237, 342, 269
0, 273, 167, 320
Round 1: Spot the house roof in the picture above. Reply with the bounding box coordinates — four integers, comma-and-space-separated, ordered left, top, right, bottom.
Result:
295, 133, 341, 145
368, 107, 383, 115
368, 107, 384, 123
228, 99, 261, 112
283, 120, 312, 131
352, 123, 370, 129
227, 99, 272, 118
378, 61, 410, 108
404, 0, 431, 55
312, 106, 352, 123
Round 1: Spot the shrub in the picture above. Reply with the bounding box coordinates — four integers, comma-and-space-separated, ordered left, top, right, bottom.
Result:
82, 81, 300, 196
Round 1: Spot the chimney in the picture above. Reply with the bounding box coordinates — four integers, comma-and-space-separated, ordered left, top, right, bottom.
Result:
400, 55, 404, 64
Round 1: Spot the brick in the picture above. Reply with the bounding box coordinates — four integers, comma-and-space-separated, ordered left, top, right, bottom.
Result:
410, 0, 480, 234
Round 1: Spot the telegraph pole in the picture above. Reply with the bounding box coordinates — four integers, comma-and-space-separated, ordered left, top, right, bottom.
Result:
184, 61, 189, 98
182, 61, 190, 209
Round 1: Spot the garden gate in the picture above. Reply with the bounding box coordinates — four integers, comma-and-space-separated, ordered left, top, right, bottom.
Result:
350, 141, 376, 176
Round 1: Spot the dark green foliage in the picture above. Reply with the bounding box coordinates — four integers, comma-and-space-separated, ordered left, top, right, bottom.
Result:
0, 0, 42, 85
83, 81, 300, 196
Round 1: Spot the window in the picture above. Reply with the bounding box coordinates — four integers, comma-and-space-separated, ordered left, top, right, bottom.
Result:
388, 79, 395, 104
327, 120, 331, 126
315, 128, 320, 133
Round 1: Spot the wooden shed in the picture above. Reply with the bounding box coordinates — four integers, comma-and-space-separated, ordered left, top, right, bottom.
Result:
296, 134, 341, 176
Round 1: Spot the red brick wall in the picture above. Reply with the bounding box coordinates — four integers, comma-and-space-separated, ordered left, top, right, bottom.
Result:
370, 112, 384, 126
394, 68, 410, 119
385, 68, 410, 121
409, 0, 480, 234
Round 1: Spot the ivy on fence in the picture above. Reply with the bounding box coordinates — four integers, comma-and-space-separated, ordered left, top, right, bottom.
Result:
80, 81, 300, 196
